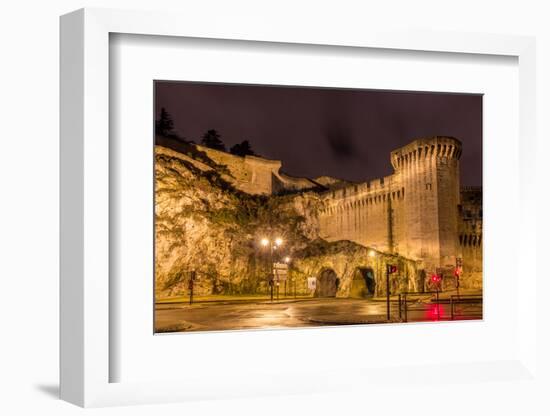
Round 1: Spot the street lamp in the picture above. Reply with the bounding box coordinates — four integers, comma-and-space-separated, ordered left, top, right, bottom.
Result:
283, 256, 293, 298
368, 250, 376, 258
260, 236, 284, 302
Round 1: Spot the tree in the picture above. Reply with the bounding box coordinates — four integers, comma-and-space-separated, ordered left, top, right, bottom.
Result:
201, 129, 226, 151
155, 107, 175, 136
230, 140, 256, 157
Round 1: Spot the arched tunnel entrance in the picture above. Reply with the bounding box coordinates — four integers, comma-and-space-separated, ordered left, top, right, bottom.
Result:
315, 269, 339, 297
350, 267, 376, 298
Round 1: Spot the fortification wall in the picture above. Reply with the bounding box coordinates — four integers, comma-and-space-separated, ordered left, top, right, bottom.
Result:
390, 137, 462, 269
319, 137, 464, 273
318, 176, 404, 254
194, 145, 321, 195
274, 172, 321, 194
195, 145, 281, 195
159, 135, 479, 286
458, 187, 483, 288
157, 138, 331, 196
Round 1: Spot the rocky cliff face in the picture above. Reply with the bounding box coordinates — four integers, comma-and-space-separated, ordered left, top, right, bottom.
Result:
155, 145, 322, 298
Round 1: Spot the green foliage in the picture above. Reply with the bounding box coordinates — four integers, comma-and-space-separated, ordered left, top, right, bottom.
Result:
201, 129, 226, 151
155, 107, 174, 136
229, 140, 256, 157
161, 270, 187, 291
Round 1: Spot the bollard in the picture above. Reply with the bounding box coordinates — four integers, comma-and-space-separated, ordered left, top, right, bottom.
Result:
435, 290, 440, 321
451, 296, 455, 320
386, 267, 390, 320
398, 294, 402, 320
404, 294, 408, 323
189, 271, 196, 305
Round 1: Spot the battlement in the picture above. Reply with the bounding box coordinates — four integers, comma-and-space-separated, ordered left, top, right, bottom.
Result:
319, 137, 464, 210
317, 136, 467, 271
390, 136, 462, 171
319, 176, 404, 212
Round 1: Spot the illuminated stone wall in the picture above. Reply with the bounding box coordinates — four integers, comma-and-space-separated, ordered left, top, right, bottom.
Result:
196, 145, 321, 195
288, 240, 422, 298
457, 187, 483, 289
156, 135, 482, 293
318, 137, 475, 281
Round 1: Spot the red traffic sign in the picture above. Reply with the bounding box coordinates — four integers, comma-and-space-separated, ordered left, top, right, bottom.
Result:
387, 264, 398, 274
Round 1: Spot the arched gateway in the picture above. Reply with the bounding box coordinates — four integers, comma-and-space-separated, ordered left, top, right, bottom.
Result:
350, 267, 376, 298
315, 269, 339, 297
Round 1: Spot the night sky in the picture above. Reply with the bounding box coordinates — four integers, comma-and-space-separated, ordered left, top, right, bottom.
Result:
155, 81, 482, 186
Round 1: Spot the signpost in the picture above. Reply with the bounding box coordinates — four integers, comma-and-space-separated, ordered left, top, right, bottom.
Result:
432, 269, 443, 320
188, 270, 196, 305
455, 257, 463, 299
273, 262, 288, 300
386, 264, 398, 320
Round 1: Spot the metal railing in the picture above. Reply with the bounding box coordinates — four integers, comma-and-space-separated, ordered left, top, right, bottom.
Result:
397, 292, 483, 322
450, 294, 483, 320
398, 294, 408, 322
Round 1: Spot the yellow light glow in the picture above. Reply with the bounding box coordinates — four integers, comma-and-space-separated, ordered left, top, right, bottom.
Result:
284, 256, 291, 263
368, 250, 376, 257
275, 237, 283, 246
261, 238, 269, 247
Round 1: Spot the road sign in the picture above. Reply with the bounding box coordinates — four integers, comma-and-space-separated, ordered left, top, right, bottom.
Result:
273, 262, 288, 282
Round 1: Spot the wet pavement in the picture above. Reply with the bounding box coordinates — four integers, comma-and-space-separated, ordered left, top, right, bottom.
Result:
155, 297, 483, 333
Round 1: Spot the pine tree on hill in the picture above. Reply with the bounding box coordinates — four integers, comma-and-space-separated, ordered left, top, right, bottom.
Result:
230, 140, 256, 157
201, 129, 226, 151
155, 107, 175, 136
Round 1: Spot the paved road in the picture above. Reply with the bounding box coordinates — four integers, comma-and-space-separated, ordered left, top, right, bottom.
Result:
155, 298, 482, 333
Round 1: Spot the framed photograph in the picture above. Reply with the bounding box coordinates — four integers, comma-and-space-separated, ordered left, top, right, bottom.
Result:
152, 80, 483, 334
60, 8, 538, 408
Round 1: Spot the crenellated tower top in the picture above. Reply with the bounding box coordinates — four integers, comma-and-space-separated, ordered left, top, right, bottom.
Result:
390, 136, 462, 171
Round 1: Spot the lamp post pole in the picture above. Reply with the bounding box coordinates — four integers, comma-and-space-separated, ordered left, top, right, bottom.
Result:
261, 236, 283, 303
269, 242, 274, 302
386, 265, 390, 321
385, 261, 397, 321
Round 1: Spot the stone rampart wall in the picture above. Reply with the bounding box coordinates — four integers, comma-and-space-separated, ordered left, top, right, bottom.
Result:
318, 137, 468, 276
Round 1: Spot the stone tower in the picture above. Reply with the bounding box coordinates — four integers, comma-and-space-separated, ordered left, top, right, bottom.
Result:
390, 137, 462, 270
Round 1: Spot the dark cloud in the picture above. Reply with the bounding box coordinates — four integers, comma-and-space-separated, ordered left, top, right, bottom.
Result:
326, 131, 355, 159
324, 120, 357, 160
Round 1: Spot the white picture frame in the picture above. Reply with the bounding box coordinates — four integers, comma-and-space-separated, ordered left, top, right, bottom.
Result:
60, 7, 538, 408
